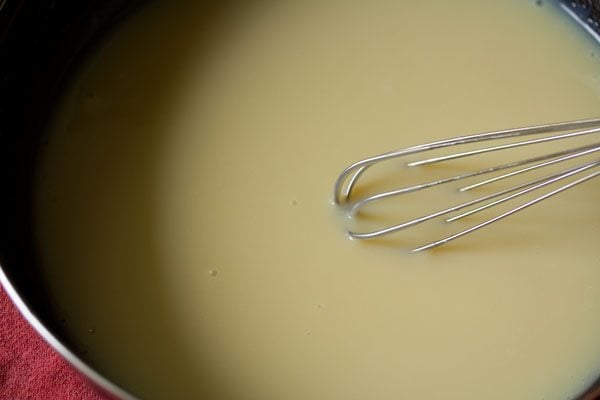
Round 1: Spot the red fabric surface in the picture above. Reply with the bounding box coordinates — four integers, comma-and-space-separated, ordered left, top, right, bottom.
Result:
0, 285, 110, 400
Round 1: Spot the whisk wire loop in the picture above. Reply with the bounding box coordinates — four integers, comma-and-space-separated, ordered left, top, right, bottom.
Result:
334, 118, 600, 252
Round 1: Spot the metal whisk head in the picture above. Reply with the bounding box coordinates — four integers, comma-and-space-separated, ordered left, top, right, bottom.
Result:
333, 118, 600, 252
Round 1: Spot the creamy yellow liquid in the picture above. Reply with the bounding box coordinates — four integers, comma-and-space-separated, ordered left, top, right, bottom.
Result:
35, 1, 600, 399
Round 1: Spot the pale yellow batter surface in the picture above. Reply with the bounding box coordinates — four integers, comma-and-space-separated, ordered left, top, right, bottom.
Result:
35, 1, 600, 399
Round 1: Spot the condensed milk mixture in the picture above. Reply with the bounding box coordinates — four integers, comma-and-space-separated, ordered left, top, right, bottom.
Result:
34, 1, 600, 399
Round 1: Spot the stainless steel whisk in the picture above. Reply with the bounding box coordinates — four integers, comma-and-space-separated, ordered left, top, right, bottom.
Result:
333, 118, 600, 252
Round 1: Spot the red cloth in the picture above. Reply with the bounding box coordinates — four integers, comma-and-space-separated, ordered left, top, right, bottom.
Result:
0, 285, 110, 400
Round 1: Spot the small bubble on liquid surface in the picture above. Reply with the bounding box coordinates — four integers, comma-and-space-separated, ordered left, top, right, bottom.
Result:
208, 269, 218, 277
291, 199, 298, 206
88, 328, 96, 335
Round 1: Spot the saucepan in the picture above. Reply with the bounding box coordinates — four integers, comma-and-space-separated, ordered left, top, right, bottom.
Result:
0, 1, 599, 399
